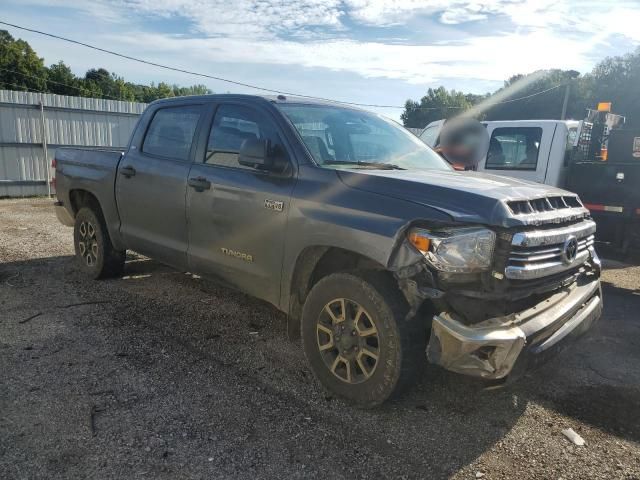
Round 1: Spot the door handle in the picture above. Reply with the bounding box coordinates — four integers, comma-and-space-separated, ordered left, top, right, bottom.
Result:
120, 165, 136, 177
188, 176, 211, 191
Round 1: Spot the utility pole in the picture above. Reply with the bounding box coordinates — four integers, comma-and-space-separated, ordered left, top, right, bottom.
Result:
561, 82, 571, 120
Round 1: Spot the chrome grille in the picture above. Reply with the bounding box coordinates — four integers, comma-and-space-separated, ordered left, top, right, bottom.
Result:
505, 221, 596, 280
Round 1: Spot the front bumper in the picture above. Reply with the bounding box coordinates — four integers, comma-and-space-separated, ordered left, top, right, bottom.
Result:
426, 273, 602, 380
54, 201, 74, 227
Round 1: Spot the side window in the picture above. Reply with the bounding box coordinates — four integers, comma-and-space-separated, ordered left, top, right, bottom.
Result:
419, 126, 439, 147
142, 105, 202, 161
486, 127, 542, 170
205, 104, 284, 169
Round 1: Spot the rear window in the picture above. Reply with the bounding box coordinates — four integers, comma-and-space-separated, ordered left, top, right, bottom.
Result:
142, 105, 202, 161
486, 127, 542, 171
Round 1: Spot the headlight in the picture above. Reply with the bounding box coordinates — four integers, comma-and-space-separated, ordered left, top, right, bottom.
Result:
408, 226, 496, 273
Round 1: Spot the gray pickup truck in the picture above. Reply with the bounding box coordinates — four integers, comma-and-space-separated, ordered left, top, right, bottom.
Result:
54, 94, 602, 406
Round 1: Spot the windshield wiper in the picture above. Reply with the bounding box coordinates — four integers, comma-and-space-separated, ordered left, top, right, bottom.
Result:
324, 161, 405, 170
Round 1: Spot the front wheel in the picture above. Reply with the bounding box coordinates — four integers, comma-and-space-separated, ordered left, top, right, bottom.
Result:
301, 272, 426, 407
74, 207, 125, 279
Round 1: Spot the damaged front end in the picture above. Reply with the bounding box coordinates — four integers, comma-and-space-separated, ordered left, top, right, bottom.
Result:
428, 313, 525, 379
426, 272, 602, 380
390, 217, 603, 381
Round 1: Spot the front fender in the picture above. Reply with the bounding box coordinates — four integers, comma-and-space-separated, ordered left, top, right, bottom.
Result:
278, 166, 452, 313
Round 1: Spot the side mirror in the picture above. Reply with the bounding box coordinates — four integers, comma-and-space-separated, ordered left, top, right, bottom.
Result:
238, 138, 270, 169
238, 138, 288, 173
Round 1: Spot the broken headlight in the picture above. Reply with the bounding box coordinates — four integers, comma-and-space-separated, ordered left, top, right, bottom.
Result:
408, 226, 496, 273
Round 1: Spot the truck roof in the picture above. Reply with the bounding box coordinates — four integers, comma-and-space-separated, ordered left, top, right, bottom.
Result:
150, 93, 366, 111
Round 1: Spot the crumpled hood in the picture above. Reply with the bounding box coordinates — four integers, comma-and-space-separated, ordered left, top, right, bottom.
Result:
337, 168, 581, 228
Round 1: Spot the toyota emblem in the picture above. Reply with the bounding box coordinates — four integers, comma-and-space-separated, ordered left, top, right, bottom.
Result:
562, 236, 578, 264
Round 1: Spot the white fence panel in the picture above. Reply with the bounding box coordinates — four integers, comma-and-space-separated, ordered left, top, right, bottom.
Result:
0, 89, 147, 197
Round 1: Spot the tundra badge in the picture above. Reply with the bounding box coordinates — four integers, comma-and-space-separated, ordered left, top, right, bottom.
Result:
221, 247, 253, 263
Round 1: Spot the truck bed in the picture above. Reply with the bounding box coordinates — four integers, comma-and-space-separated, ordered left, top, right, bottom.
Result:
55, 147, 125, 248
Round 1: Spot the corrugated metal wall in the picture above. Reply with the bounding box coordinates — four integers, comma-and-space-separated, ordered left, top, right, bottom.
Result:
0, 90, 147, 197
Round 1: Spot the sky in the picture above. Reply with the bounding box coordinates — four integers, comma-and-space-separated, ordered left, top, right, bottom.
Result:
3, 0, 640, 119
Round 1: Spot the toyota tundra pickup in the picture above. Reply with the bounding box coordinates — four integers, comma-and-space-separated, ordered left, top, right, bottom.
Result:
54, 94, 602, 406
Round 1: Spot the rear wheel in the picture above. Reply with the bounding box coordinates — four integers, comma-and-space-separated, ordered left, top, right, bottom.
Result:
301, 272, 426, 407
74, 207, 125, 279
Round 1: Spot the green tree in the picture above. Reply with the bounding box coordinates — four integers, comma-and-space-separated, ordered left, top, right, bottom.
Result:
581, 48, 640, 126
112, 78, 136, 101
173, 84, 212, 96
47, 61, 82, 96
482, 69, 581, 121
82, 79, 105, 98
154, 82, 175, 99
84, 68, 119, 98
0, 30, 47, 92
401, 87, 475, 128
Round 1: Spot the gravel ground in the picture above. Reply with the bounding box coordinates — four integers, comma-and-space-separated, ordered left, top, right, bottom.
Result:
1, 197, 639, 480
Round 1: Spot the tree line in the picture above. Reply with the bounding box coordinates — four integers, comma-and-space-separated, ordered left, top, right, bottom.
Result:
0, 30, 212, 103
401, 47, 640, 128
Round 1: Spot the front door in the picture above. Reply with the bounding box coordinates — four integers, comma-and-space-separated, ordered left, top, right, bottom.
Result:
186, 102, 296, 306
116, 103, 204, 268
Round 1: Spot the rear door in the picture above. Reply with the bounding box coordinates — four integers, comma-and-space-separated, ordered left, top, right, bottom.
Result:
477, 122, 556, 184
116, 103, 205, 268
186, 101, 296, 306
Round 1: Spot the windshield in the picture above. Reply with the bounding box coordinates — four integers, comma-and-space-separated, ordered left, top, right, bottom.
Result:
278, 104, 451, 171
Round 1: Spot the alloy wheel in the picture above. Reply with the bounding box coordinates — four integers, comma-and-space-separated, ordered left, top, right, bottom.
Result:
316, 298, 380, 384
78, 220, 98, 267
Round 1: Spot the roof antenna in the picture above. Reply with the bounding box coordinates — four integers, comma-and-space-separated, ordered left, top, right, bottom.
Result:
277, 94, 286, 101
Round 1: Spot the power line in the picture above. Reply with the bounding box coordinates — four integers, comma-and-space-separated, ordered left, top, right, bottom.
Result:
0, 20, 365, 105
482, 83, 564, 104
0, 20, 565, 110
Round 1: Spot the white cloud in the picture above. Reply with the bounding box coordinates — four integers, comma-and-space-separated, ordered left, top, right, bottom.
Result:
440, 8, 488, 25
119, 0, 344, 38
345, 0, 523, 26
106, 27, 601, 86
4, 0, 640, 90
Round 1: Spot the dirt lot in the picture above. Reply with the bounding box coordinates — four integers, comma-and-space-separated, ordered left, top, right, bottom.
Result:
1, 198, 639, 479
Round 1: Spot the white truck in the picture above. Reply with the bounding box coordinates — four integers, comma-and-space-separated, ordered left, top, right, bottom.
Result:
419, 119, 581, 187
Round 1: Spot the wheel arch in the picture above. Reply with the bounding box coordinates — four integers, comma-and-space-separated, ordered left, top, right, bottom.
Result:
69, 189, 102, 217
286, 246, 395, 339
67, 188, 125, 251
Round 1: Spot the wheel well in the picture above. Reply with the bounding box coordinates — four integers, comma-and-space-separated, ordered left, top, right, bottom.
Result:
69, 190, 102, 218
309, 247, 384, 288
286, 246, 389, 339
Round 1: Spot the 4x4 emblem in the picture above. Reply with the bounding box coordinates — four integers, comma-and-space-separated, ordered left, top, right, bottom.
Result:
264, 199, 284, 212
562, 236, 578, 264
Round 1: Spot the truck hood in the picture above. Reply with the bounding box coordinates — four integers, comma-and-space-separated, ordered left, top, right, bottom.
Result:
337, 168, 585, 228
